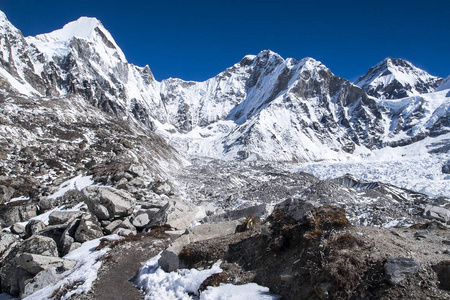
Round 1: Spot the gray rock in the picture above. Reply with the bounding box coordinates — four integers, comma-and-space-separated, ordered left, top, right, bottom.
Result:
114, 228, 136, 237
423, 205, 450, 224
131, 210, 151, 228
74, 213, 103, 243
0, 232, 20, 260
58, 218, 80, 256
149, 200, 200, 230
1, 235, 58, 294
153, 181, 172, 195
442, 160, 450, 174
9, 267, 33, 297
48, 210, 82, 225
434, 261, 450, 290
209, 204, 271, 222
0, 202, 37, 227
10, 223, 25, 235
24, 219, 46, 239
158, 234, 190, 272
274, 198, 318, 222
37, 224, 67, 246
22, 267, 59, 298
126, 164, 144, 177
104, 218, 136, 236
82, 186, 136, 220
15, 253, 76, 275
189, 220, 243, 243
384, 257, 419, 285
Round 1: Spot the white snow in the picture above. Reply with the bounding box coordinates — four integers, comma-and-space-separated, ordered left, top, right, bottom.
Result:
136, 254, 281, 300
200, 283, 282, 300
48, 175, 94, 199
24, 234, 121, 300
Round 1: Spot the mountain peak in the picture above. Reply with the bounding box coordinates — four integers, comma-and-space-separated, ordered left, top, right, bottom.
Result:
33, 16, 102, 43
355, 57, 442, 99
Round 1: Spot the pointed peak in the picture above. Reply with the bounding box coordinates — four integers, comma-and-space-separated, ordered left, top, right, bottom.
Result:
33, 16, 102, 43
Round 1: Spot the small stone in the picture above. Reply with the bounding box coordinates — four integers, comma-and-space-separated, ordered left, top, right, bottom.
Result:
10, 223, 25, 235
384, 257, 419, 285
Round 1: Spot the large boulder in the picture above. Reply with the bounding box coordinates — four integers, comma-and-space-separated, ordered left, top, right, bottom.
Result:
208, 204, 272, 222
58, 218, 80, 256
15, 253, 76, 275
0, 232, 20, 260
149, 200, 200, 230
82, 186, 136, 220
0, 201, 37, 227
48, 210, 82, 225
158, 234, 190, 272
423, 205, 450, 224
1, 235, 58, 294
274, 198, 318, 222
22, 268, 59, 298
23, 219, 46, 239
74, 213, 103, 243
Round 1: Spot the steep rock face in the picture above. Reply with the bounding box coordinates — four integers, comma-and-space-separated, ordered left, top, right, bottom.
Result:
354, 57, 442, 99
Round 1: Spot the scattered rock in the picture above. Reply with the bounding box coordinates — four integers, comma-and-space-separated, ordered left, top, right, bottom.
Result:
153, 181, 172, 195
209, 204, 271, 222
384, 257, 419, 285
83, 186, 136, 220
126, 164, 144, 178
58, 218, 80, 256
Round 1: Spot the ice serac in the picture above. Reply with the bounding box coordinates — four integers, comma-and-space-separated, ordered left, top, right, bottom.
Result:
354, 57, 443, 99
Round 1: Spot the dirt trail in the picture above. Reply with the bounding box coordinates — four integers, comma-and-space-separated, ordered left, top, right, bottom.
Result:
74, 234, 171, 300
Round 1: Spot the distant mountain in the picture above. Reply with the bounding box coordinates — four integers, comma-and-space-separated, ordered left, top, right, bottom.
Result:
354, 57, 442, 99
0, 10, 449, 163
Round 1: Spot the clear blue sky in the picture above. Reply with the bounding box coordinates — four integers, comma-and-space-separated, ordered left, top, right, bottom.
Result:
1, 0, 449, 82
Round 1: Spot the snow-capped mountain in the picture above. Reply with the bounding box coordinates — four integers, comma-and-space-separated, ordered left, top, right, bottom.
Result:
354, 57, 442, 99
0, 10, 448, 163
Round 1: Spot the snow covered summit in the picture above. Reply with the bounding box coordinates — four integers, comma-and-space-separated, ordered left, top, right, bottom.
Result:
354, 57, 442, 99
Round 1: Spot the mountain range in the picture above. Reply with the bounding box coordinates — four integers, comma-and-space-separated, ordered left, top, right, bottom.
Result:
0, 11, 449, 165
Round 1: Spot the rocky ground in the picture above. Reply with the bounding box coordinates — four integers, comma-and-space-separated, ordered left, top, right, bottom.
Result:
1, 158, 450, 299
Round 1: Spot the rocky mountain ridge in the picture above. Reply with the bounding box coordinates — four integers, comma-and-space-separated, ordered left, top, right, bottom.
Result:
0, 11, 448, 162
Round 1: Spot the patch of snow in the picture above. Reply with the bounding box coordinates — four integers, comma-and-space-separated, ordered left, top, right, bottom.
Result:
136, 254, 281, 300
200, 283, 281, 300
24, 234, 121, 300
48, 175, 94, 199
